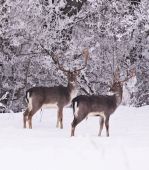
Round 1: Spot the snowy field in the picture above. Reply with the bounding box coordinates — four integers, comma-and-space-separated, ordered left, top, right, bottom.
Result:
0, 105, 149, 170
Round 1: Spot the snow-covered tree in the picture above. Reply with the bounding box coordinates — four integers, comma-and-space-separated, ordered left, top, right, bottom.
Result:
0, 0, 149, 112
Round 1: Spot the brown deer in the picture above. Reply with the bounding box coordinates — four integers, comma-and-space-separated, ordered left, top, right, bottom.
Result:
23, 49, 89, 129
71, 67, 136, 137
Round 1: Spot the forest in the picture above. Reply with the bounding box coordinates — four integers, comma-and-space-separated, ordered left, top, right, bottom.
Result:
0, 0, 149, 112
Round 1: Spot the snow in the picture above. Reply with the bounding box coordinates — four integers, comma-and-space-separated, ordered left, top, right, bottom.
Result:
0, 105, 149, 170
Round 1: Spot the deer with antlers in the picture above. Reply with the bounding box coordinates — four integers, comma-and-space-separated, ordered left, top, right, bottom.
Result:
71, 67, 136, 137
23, 49, 89, 129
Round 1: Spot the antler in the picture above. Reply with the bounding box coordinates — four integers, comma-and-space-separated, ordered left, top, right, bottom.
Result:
74, 48, 89, 72
113, 66, 120, 82
113, 66, 136, 84
39, 42, 89, 73
53, 48, 89, 73
53, 53, 70, 73
121, 67, 136, 83
39, 42, 69, 72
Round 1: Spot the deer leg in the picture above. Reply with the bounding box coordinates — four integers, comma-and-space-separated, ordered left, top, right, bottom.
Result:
59, 108, 63, 129
28, 106, 41, 129
98, 116, 104, 136
56, 111, 59, 128
71, 118, 77, 136
105, 116, 110, 137
28, 114, 33, 129
23, 108, 29, 128
71, 112, 87, 136
56, 107, 63, 129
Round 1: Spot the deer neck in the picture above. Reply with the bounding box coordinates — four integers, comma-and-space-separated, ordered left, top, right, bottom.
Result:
67, 81, 77, 101
114, 89, 123, 106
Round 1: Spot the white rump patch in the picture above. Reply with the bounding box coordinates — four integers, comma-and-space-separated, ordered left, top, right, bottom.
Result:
26, 91, 32, 111
28, 97, 32, 112
74, 102, 79, 117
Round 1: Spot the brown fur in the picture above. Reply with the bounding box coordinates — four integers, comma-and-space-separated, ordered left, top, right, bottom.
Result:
71, 82, 123, 137
23, 72, 77, 129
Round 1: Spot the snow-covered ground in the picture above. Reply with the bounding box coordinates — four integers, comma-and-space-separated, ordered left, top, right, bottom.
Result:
0, 105, 149, 170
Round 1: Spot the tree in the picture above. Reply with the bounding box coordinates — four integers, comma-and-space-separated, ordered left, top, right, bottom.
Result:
0, 0, 149, 112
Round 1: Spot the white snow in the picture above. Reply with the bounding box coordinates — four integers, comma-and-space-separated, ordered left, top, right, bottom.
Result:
0, 105, 149, 170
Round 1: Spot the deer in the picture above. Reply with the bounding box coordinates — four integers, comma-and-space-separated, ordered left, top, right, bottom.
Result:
71, 67, 136, 137
23, 49, 89, 129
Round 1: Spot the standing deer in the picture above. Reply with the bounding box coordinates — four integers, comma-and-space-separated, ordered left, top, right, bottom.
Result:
23, 49, 89, 129
71, 67, 136, 137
